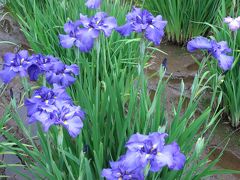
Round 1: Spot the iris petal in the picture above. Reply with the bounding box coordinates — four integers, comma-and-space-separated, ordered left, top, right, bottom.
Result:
0, 68, 17, 83
59, 34, 76, 48
217, 54, 234, 71
145, 25, 164, 45
187, 36, 212, 52
116, 23, 133, 36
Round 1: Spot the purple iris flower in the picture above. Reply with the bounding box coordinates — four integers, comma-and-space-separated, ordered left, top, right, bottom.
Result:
25, 85, 72, 117
102, 155, 144, 180
224, 16, 240, 31
29, 101, 85, 138
187, 36, 234, 71
85, 0, 101, 9
46, 61, 79, 87
59, 20, 94, 52
116, 7, 167, 45
27, 54, 59, 81
79, 12, 117, 38
0, 50, 30, 83
125, 132, 186, 172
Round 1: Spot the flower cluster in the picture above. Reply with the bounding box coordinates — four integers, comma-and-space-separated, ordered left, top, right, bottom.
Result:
25, 85, 85, 137
0, 50, 79, 87
187, 36, 234, 71
0, 50, 30, 83
102, 132, 186, 180
224, 16, 240, 31
0, 49, 84, 137
116, 7, 167, 45
59, 12, 117, 52
85, 0, 101, 9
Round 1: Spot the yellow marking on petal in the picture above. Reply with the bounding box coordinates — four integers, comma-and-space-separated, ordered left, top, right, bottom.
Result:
63, 121, 68, 125
149, 25, 154, 29
96, 20, 101, 25
34, 95, 41, 98
45, 100, 49, 104
146, 154, 150, 158
118, 178, 122, 180
20, 58, 25, 63
157, 152, 163, 156
65, 113, 72, 118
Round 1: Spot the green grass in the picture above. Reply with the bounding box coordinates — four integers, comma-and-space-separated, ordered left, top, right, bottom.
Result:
0, 0, 239, 179
143, 0, 221, 44
206, 0, 240, 127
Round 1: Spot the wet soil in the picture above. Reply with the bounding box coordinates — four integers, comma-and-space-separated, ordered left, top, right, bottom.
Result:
0, 9, 31, 179
146, 42, 240, 179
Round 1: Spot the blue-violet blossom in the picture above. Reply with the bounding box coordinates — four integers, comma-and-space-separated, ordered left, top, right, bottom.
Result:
102, 155, 144, 180
102, 132, 186, 179
25, 85, 72, 116
0, 50, 30, 83
187, 36, 234, 71
25, 86, 85, 138
125, 132, 186, 172
85, 0, 101, 9
116, 7, 167, 45
27, 54, 59, 81
46, 61, 79, 87
60, 12, 117, 52
59, 20, 94, 52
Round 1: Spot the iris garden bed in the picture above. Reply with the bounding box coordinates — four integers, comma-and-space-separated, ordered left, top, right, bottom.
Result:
0, 0, 239, 179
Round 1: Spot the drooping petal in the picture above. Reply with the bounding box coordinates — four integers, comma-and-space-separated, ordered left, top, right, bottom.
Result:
65, 64, 79, 75
216, 54, 234, 71
187, 36, 212, 52
145, 25, 164, 45
75, 30, 95, 52
63, 116, 83, 138
0, 68, 17, 83
116, 23, 133, 36
59, 34, 76, 48
60, 74, 76, 87
160, 142, 186, 170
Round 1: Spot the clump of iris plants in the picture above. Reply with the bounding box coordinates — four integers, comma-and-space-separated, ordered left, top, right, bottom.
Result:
0, 50, 85, 138
187, 36, 234, 71
224, 16, 240, 32
102, 132, 185, 179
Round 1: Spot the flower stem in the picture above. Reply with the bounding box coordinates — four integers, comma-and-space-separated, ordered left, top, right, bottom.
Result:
57, 125, 63, 147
